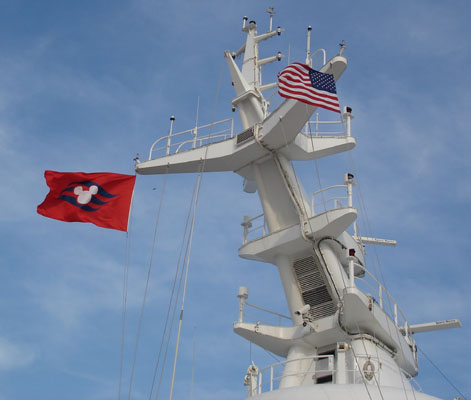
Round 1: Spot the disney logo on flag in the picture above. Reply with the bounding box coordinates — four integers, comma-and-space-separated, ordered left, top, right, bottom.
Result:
59, 180, 118, 211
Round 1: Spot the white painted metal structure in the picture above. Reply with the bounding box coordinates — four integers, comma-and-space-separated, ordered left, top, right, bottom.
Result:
136, 13, 461, 400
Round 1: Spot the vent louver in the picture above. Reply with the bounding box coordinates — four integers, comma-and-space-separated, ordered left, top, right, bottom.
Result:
293, 255, 337, 320
236, 127, 255, 144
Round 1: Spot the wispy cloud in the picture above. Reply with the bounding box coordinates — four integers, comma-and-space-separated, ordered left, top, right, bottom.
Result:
0, 337, 36, 371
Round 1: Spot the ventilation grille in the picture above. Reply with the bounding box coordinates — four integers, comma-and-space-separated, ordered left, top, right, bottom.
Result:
293, 256, 337, 320
236, 127, 254, 144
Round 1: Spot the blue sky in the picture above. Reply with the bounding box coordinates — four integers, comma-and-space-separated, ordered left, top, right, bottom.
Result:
0, 1, 470, 399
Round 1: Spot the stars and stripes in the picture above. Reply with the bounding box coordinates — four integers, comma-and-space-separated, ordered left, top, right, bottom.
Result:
278, 62, 341, 113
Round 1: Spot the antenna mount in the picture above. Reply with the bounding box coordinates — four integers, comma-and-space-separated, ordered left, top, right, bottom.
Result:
266, 7, 275, 31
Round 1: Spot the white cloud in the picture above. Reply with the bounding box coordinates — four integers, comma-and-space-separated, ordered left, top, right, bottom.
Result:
0, 337, 36, 371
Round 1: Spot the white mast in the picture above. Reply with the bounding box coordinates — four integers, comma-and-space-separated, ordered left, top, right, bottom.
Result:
136, 11, 461, 400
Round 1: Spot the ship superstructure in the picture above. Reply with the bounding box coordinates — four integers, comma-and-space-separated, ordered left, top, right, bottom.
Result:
136, 12, 461, 400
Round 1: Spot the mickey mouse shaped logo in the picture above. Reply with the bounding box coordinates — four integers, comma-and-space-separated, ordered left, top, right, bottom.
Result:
59, 180, 117, 212
74, 185, 99, 205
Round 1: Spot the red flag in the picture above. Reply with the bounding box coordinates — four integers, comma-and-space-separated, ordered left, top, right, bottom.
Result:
37, 171, 136, 232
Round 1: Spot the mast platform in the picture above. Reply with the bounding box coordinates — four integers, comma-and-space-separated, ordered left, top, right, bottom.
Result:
239, 207, 357, 263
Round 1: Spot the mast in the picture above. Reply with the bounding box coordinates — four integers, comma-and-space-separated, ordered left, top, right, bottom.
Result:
136, 11, 461, 399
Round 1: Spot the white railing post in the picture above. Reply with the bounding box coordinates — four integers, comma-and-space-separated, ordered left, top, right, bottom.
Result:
347, 181, 352, 207
167, 115, 175, 155
305, 26, 312, 67
328, 355, 334, 372
270, 366, 274, 391
192, 126, 197, 149
347, 250, 356, 288
394, 303, 398, 326
237, 287, 249, 323
315, 112, 319, 136
342, 106, 353, 137
241, 216, 253, 244
244, 363, 259, 397
344, 173, 354, 207
335, 344, 348, 384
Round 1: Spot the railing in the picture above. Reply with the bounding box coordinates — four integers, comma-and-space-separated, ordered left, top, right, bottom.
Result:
237, 286, 291, 327
247, 355, 420, 396
147, 110, 353, 160
148, 118, 234, 160
311, 48, 327, 68
243, 302, 292, 327
301, 112, 350, 137
241, 214, 267, 244
241, 177, 354, 245
311, 184, 349, 215
347, 259, 416, 353
256, 355, 334, 394
401, 369, 423, 392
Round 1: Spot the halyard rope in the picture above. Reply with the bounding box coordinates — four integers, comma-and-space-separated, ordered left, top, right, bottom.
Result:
118, 212, 133, 400
166, 58, 225, 400
153, 183, 197, 400
127, 170, 169, 400
147, 166, 193, 400
118, 168, 137, 400
418, 346, 468, 400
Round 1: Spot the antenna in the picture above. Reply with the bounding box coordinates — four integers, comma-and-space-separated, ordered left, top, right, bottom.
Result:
193, 97, 200, 149
339, 40, 346, 56
266, 7, 275, 31
166, 115, 175, 156
242, 16, 248, 30
306, 26, 312, 67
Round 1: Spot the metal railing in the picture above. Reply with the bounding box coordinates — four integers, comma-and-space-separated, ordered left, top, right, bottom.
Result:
256, 355, 335, 394
311, 48, 327, 68
311, 184, 349, 215
147, 110, 353, 161
243, 302, 292, 327
301, 112, 349, 137
237, 286, 291, 327
247, 355, 421, 396
241, 178, 354, 245
402, 369, 423, 392
347, 260, 416, 353
241, 214, 267, 244
148, 118, 234, 160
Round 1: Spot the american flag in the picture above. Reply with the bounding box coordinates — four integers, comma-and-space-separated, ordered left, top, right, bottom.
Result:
278, 62, 341, 113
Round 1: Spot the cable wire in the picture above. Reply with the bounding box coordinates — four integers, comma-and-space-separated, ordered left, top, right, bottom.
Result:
153, 176, 199, 400
127, 172, 168, 400
166, 59, 226, 400
118, 231, 131, 400
118, 170, 137, 400
418, 346, 468, 400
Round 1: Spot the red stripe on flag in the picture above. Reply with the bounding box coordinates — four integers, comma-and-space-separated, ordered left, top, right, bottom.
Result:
278, 85, 341, 109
